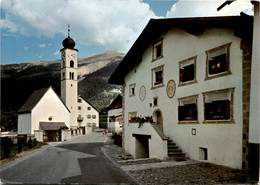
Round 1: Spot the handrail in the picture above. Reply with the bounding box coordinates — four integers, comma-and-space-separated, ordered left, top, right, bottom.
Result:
149, 123, 168, 140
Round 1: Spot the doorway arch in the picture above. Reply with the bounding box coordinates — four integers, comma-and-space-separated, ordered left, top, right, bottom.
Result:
153, 109, 163, 131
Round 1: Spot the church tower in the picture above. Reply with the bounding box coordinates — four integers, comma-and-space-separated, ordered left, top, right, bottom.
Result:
60, 26, 78, 128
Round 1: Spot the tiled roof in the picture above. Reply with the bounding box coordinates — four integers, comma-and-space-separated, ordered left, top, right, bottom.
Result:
39, 122, 67, 130
108, 15, 253, 85
18, 87, 50, 113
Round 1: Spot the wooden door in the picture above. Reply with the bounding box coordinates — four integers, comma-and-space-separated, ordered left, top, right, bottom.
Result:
156, 111, 163, 131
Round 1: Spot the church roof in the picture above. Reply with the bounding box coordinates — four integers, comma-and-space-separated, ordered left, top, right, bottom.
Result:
108, 15, 253, 85
18, 87, 50, 114
18, 86, 70, 114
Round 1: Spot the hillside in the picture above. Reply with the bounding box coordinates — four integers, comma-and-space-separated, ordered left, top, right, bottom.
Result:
1, 51, 124, 131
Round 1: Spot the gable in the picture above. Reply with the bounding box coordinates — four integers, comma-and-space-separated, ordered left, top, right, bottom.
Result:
108, 15, 253, 85
18, 87, 70, 114
18, 87, 49, 114
78, 95, 100, 113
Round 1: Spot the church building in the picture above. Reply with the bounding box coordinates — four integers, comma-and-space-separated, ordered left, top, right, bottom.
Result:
17, 29, 99, 142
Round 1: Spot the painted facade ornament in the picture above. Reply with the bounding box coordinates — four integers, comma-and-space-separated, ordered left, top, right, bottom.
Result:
139, 85, 146, 101
166, 80, 176, 98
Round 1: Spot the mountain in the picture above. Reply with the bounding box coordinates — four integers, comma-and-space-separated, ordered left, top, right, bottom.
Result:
1, 51, 124, 131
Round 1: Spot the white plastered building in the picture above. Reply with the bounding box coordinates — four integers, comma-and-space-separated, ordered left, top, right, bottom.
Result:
109, 15, 258, 174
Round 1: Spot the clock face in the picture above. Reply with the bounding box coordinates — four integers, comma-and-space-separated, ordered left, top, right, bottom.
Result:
68, 53, 76, 59
139, 86, 146, 101
166, 80, 176, 98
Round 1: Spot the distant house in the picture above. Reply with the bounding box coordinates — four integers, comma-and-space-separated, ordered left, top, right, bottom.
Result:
77, 95, 100, 133
17, 87, 70, 142
109, 14, 258, 173
17, 30, 99, 142
106, 95, 123, 133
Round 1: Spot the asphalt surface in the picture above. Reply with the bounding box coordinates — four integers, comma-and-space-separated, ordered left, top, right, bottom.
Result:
0, 132, 137, 184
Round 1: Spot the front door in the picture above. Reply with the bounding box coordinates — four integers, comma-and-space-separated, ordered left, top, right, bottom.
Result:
155, 110, 163, 131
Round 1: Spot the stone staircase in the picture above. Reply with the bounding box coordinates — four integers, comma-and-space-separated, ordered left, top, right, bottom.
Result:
167, 138, 186, 161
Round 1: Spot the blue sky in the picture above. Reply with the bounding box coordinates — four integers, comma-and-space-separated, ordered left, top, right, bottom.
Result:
1, 0, 253, 65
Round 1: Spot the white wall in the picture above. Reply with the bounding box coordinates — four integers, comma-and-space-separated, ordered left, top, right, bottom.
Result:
125, 123, 168, 160
249, 1, 260, 144
124, 28, 243, 169
61, 48, 78, 127
77, 97, 99, 128
31, 88, 70, 134
108, 108, 122, 132
17, 113, 31, 134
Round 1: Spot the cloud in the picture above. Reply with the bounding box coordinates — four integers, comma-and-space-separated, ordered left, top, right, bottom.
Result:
166, 0, 253, 18
24, 46, 29, 50
53, 50, 60, 55
39, 44, 46, 48
1, 0, 158, 53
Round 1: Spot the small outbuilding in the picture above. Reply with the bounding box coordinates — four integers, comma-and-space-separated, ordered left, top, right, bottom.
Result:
106, 95, 123, 133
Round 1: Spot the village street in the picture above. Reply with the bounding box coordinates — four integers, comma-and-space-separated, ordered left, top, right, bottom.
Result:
0, 131, 137, 184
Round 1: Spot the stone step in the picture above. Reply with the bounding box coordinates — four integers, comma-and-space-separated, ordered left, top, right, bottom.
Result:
168, 148, 182, 153
167, 142, 176, 146
167, 137, 186, 161
168, 145, 179, 148
168, 156, 186, 161
168, 152, 185, 156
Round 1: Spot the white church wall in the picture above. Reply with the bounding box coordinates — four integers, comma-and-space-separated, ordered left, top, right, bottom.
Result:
124, 28, 243, 169
61, 48, 78, 128
31, 88, 70, 133
17, 113, 31, 134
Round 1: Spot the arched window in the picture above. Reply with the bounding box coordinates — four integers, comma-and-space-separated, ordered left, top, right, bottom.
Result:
63, 60, 65, 68
72, 72, 74, 79
70, 60, 74, 68
69, 72, 72, 79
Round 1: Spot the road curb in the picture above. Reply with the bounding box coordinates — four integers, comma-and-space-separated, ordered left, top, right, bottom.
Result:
100, 146, 141, 185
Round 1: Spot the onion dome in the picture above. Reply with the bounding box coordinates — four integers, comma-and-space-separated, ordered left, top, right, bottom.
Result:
62, 36, 75, 49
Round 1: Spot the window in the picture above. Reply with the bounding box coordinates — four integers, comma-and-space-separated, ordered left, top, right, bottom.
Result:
87, 107, 91, 111
87, 114, 91, 119
72, 72, 74, 80
205, 43, 231, 80
87, 122, 92, 127
78, 106, 81, 110
92, 115, 96, 119
70, 60, 74, 68
178, 94, 198, 124
69, 72, 72, 79
151, 65, 164, 89
129, 83, 136, 96
63, 60, 65, 68
62, 72, 65, 80
78, 99, 82, 103
179, 56, 197, 86
153, 40, 163, 61
203, 88, 234, 123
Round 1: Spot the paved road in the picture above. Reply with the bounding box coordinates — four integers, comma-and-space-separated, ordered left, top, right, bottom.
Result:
0, 132, 137, 184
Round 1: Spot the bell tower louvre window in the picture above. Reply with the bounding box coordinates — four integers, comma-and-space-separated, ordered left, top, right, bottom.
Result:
70, 60, 74, 68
